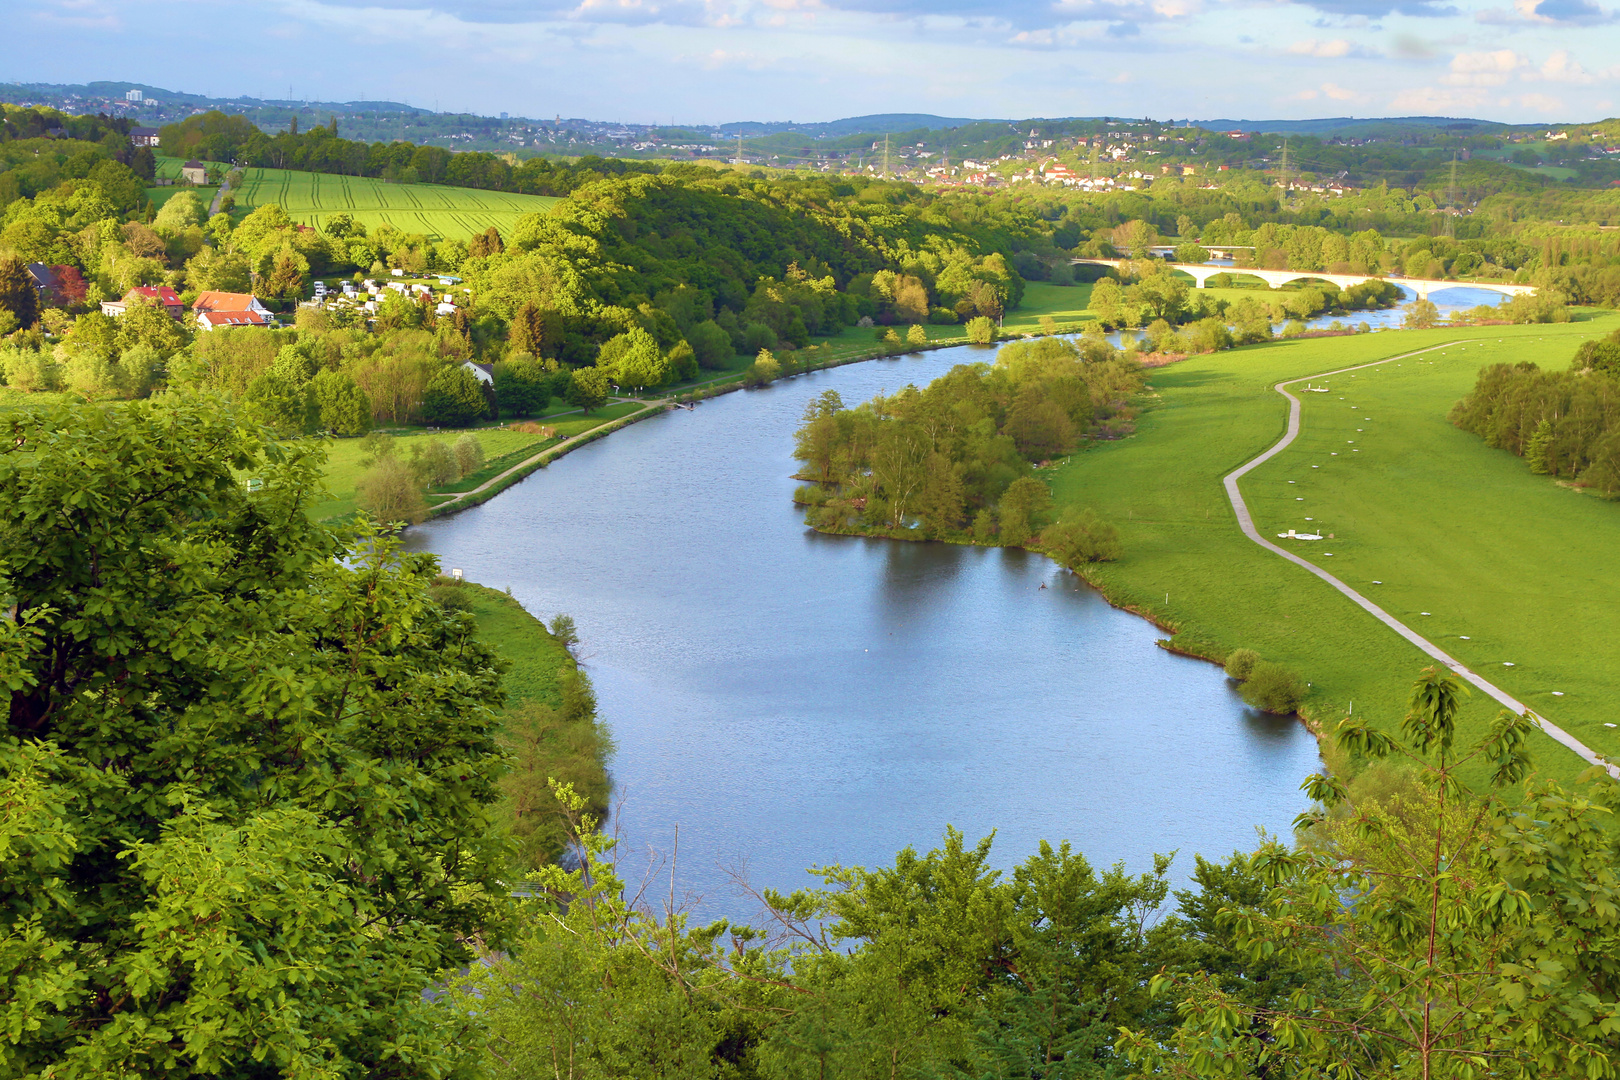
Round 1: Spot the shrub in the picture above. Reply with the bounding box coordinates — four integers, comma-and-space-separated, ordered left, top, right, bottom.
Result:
410, 440, 459, 487
452, 433, 485, 478
973, 509, 996, 541
1041, 509, 1122, 564
927, 307, 958, 325
548, 613, 579, 647
997, 477, 1053, 546
793, 483, 831, 506
1224, 648, 1260, 681
966, 316, 996, 344
744, 353, 781, 387
355, 457, 427, 526
1240, 661, 1306, 714
906, 324, 928, 346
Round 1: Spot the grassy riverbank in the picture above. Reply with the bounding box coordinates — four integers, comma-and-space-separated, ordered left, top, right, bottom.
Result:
432, 578, 612, 869
1048, 317, 1620, 790
310, 401, 644, 521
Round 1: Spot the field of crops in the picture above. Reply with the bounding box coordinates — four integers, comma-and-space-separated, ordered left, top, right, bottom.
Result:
232, 168, 559, 240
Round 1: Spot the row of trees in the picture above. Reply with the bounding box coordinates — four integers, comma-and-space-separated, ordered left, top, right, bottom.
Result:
1450, 330, 1620, 495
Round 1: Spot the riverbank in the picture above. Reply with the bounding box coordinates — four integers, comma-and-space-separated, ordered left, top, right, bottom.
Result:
791, 317, 1620, 790
435, 577, 612, 869
1048, 318, 1620, 791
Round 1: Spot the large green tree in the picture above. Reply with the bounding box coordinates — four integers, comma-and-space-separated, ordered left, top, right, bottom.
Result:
0, 254, 40, 331
1, 396, 509, 1078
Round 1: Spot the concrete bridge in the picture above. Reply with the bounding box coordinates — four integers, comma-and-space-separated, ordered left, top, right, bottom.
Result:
1073, 258, 1537, 302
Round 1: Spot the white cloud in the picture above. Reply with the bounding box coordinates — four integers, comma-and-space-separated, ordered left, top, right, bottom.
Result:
1288, 37, 1352, 56
1389, 84, 1489, 110
1538, 50, 1595, 83
1515, 91, 1567, 111
1322, 80, 1362, 100
1441, 49, 1525, 86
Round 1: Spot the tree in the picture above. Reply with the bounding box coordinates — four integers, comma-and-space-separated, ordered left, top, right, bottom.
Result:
906, 323, 928, 347
453, 432, 485, 477
494, 356, 549, 418
597, 326, 668, 392
686, 319, 734, 369
422, 364, 488, 427
567, 366, 610, 414
411, 439, 461, 486
965, 315, 996, 344
793, 389, 845, 482
1090, 277, 1126, 328
997, 476, 1053, 545
0, 254, 40, 330
1403, 298, 1441, 329
0, 396, 505, 1077
241, 370, 316, 436
310, 369, 372, 436
355, 456, 429, 525
508, 300, 546, 355
1120, 668, 1618, 1080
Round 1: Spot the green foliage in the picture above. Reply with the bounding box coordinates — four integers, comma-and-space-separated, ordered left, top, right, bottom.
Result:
411, 438, 460, 486
453, 431, 485, 477
422, 363, 489, 427
1223, 647, 1261, 681
567, 365, 610, 413
0, 395, 507, 1077
0, 254, 39, 330
998, 476, 1054, 545
966, 314, 997, 343
686, 319, 734, 369
744, 348, 781, 387
1238, 660, 1306, 714
1040, 506, 1122, 564
310, 368, 372, 435
1450, 357, 1620, 493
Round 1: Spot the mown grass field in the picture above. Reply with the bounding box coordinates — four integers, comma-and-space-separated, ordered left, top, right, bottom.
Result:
1048, 316, 1620, 791
232, 167, 559, 240
309, 401, 643, 521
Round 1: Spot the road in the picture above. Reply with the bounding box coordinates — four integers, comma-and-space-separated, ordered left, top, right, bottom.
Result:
1222, 341, 1614, 775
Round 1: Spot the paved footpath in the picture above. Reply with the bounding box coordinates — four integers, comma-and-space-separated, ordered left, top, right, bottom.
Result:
429, 400, 662, 513
1223, 341, 1615, 775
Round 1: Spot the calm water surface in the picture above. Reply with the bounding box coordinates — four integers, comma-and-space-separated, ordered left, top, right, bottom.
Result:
406, 345, 1321, 914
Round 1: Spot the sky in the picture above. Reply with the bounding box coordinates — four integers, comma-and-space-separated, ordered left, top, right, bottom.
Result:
13, 0, 1620, 125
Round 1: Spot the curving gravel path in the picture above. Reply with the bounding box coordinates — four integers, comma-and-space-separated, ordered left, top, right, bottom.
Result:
1222, 341, 1614, 775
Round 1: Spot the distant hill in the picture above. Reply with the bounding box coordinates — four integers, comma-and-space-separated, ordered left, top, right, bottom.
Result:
1195, 116, 1518, 135
718, 113, 989, 136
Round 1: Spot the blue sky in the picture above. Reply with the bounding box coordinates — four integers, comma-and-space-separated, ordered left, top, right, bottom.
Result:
14, 0, 1620, 124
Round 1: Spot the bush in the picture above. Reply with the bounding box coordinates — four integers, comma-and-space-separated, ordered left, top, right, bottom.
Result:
927, 307, 958, 325
548, 613, 579, 647
452, 433, 484, 478
355, 457, 428, 526
744, 349, 782, 387
1224, 648, 1260, 681
411, 440, 459, 487
793, 483, 830, 506
1040, 509, 1122, 564
686, 320, 734, 370
906, 324, 928, 346
966, 316, 996, 344
1240, 661, 1306, 714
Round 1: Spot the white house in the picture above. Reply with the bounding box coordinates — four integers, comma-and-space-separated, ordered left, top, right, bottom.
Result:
462, 361, 494, 385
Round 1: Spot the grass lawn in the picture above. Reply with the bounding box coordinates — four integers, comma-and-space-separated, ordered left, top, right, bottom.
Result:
309, 401, 645, 520
232, 167, 559, 241
1048, 316, 1620, 791
452, 581, 576, 709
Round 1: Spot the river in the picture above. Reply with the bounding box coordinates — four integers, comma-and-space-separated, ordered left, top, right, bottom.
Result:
405, 344, 1322, 917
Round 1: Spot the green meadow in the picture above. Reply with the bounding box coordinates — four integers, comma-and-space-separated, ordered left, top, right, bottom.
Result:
232, 167, 559, 240
309, 401, 643, 521
1049, 317, 1620, 789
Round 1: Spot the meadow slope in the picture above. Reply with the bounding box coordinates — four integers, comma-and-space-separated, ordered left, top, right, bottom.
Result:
1049, 317, 1620, 790
233, 167, 558, 239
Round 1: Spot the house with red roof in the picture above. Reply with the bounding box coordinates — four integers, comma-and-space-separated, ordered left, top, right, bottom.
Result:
196, 310, 271, 331
101, 286, 185, 321
192, 291, 273, 318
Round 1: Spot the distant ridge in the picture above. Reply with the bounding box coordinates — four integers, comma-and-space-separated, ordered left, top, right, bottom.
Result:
1194, 115, 1516, 135
718, 113, 989, 136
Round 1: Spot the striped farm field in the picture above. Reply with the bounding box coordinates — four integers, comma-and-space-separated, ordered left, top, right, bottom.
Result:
232, 167, 559, 240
